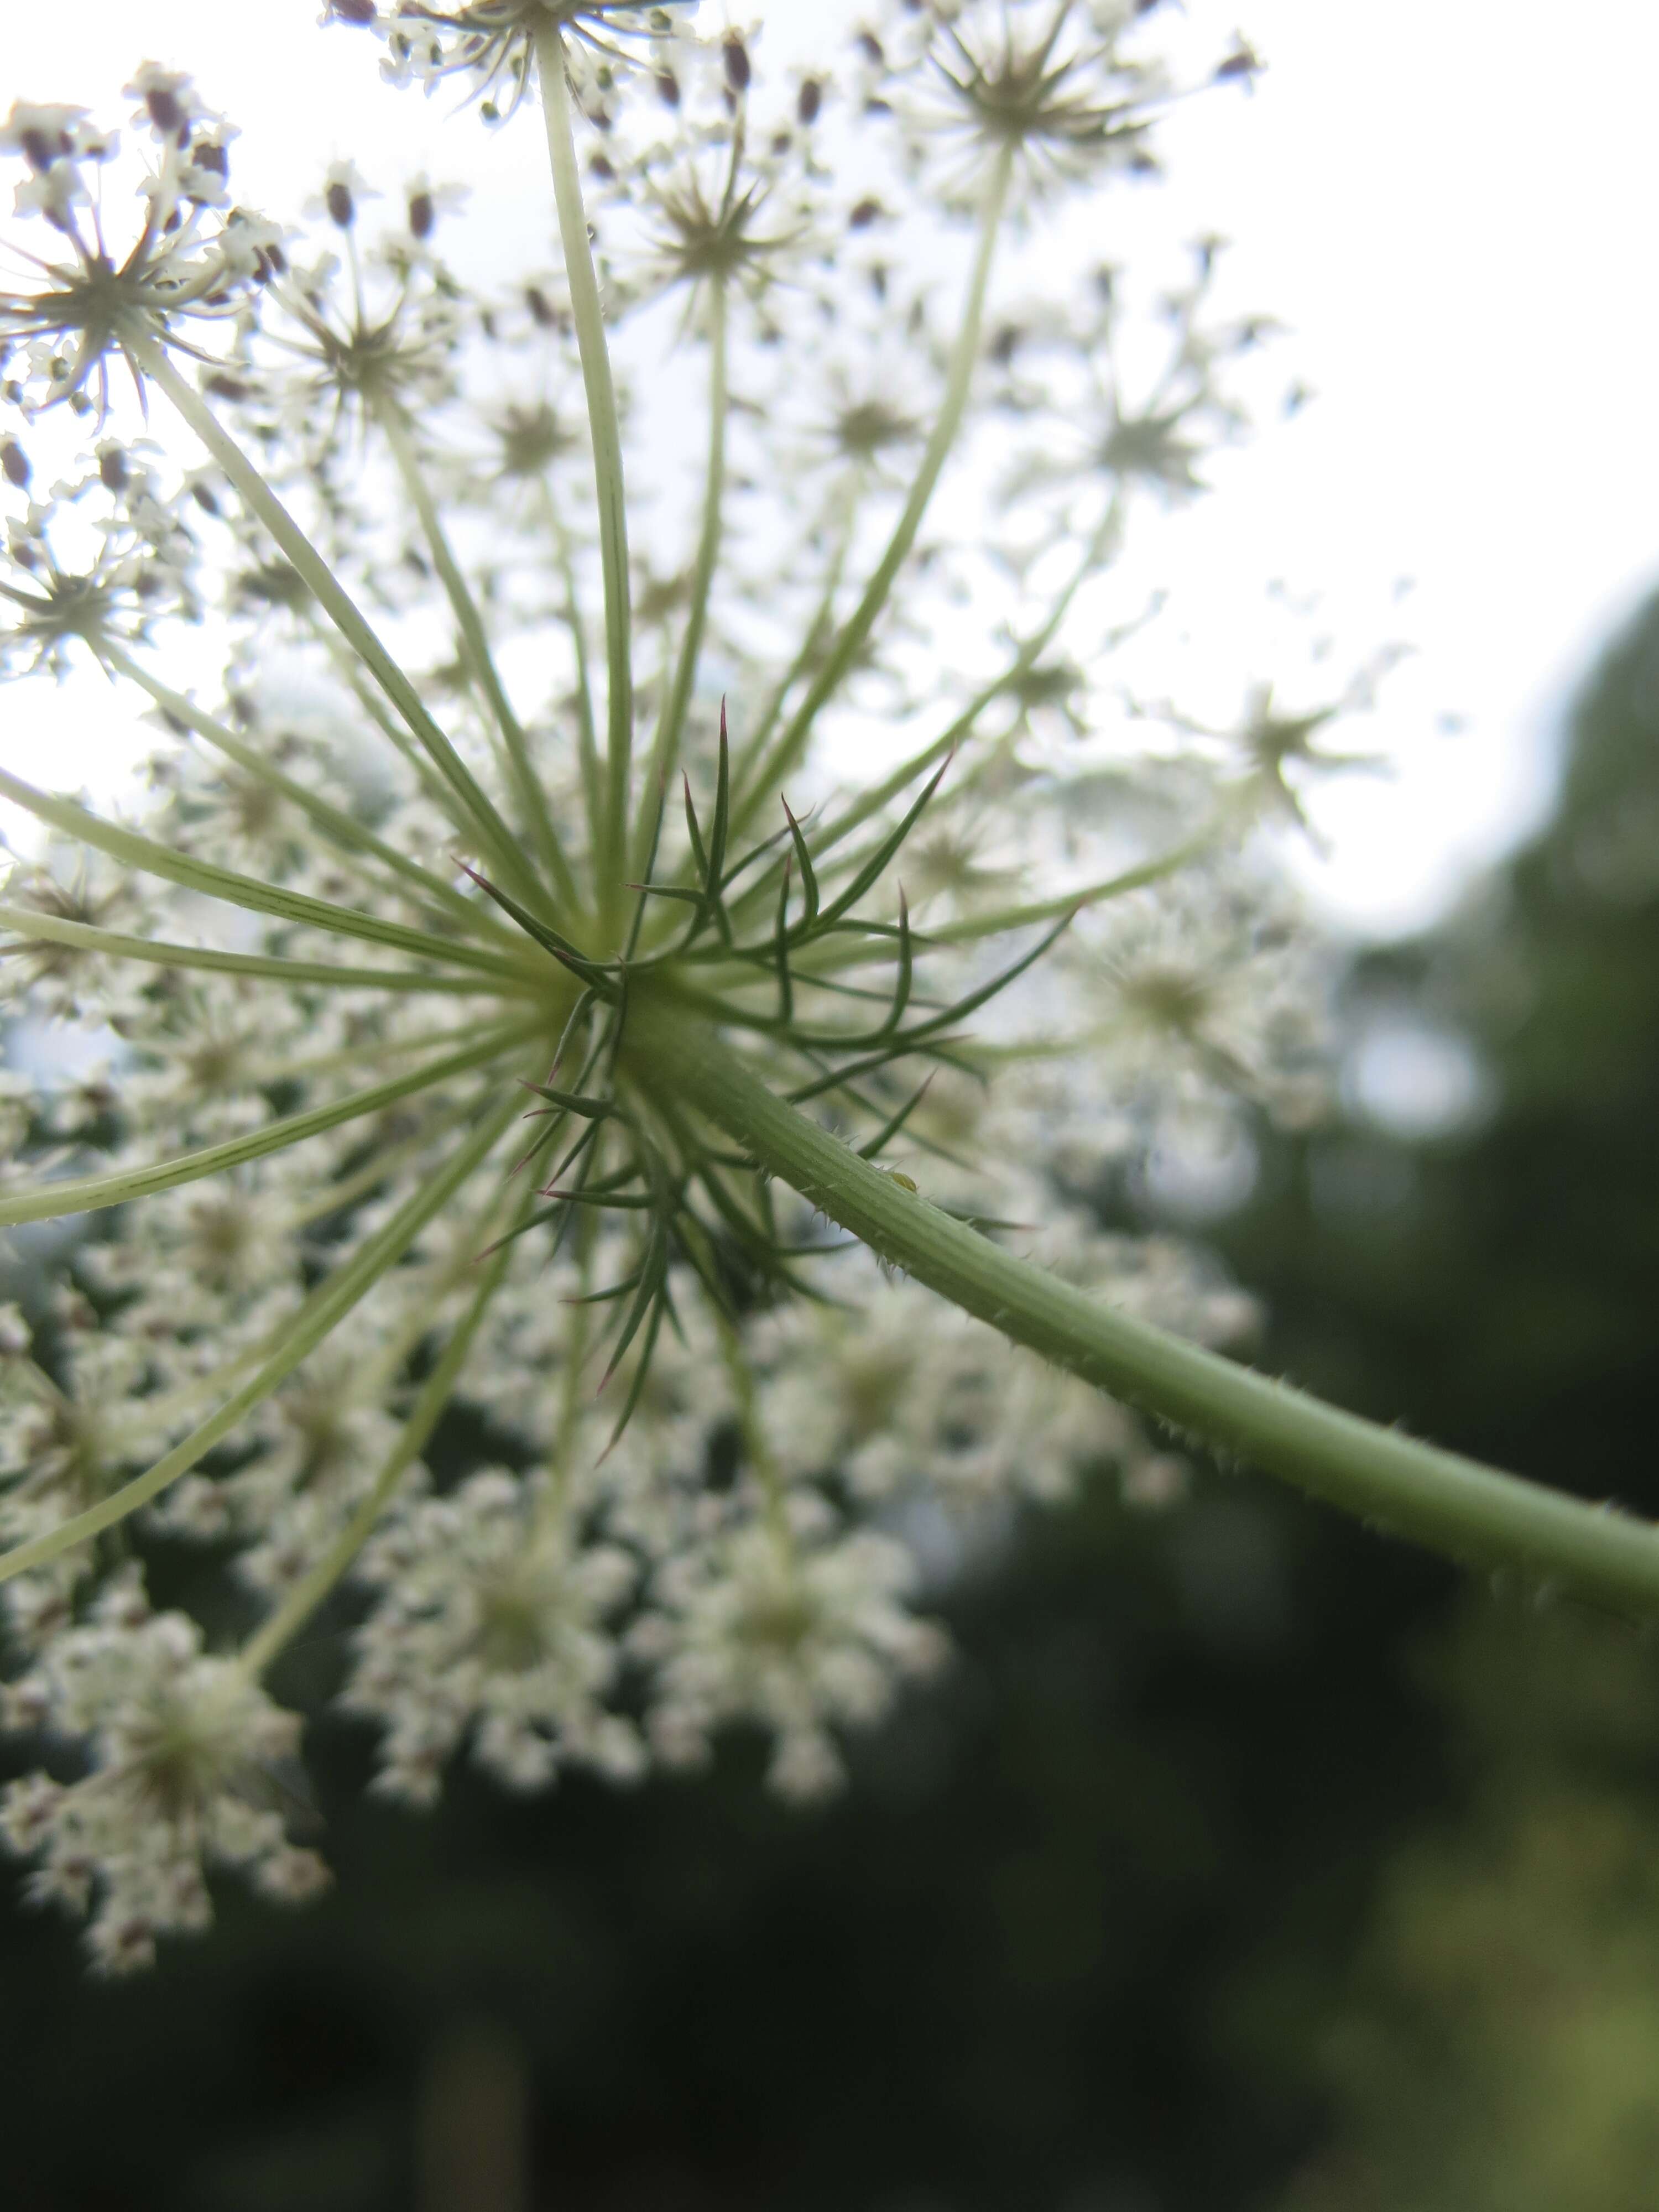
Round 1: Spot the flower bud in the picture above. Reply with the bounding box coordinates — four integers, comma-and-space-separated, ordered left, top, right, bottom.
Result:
1, 437, 30, 489
145, 85, 186, 138
723, 35, 751, 95
1215, 44, 1262, 83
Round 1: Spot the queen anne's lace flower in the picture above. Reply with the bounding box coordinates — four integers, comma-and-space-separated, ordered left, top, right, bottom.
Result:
639, 1516, 948, 1801
0, 1573, 326, 1973
345, 1468, 642, 1801
0, 86, 278, 413
369, 3, 703, 119
0, 6, 1343, 1970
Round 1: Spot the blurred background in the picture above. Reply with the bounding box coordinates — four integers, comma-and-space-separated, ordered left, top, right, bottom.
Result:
3, 563, 1658, 2212
7, 6, 1659, 2206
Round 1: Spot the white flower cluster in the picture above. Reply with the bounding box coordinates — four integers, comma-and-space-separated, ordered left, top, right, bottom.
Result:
0, 1568, 327, 1974
344, 1468, 644, 1801
641, 1516, 949, 1802
0, 0, 1345, 1969
0, 71, 282, 414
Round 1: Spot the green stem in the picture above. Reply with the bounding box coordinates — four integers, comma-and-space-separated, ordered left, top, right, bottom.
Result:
375, 399, 581, 914
732, 144, 1015, 832
138, 340, 545, 911
790, 807, 1237, 982
716, 1314, 791, 1551
101, 645, 495, 936
309, 614, 464, 818
534, 1209, 596, 1533
0, 901, 500, 998
922, 818, 1232, 947
0, 761, 535, 983
633, 999, 1659, 1619
0, 1021, 536, 1228
727, 485, 859, 801
740, 494, 1126, 911
280, 1093, 483, 1228
232, 1015, 518, 1089
0, 1095, 519, 1588
634, 275, 728, 870
238, 1183, 524, 1679
535, 27, 633, 930
540, 475, 605, 859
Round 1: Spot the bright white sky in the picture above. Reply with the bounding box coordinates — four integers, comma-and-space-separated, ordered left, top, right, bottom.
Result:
5, 2, 1659, 937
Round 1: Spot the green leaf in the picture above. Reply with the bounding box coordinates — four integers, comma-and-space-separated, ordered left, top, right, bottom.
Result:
458, 863, 618, 992
781, 797, 820, 929
856, 1071, 935, 1161
808, 754, 951, 938
518, 1081, 618, 1121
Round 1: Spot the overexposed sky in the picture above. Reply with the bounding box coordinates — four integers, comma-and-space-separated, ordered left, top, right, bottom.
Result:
4, 2, 1659, 936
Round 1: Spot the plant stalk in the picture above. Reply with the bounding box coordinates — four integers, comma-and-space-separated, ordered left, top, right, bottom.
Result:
375, 399, 582, 914
535, 26, 634, 930
137, 340, 545, 912
239, 1191, 524, 1680
732, 143, 1015, 828
632, 998, 1659, 1618
0, 1020, 538, 1227
0, 902, 498, 998
634, 273, 729, 875
0, 760, 535, 983
0, 1094, 520, 1587
102, 644, 508, 936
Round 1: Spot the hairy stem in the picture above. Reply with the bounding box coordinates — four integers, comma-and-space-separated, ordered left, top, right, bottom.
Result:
633, 999, 1659, 1618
